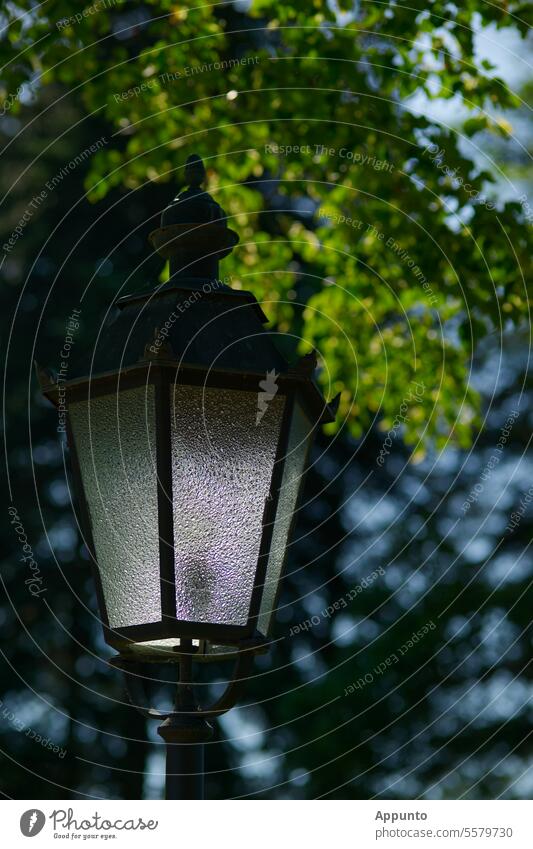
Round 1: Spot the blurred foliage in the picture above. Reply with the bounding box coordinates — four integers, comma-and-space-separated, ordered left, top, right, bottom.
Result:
225, 332, 533, 799
1, 0, 531, 448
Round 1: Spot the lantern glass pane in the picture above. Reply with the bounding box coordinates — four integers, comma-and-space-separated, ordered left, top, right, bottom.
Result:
69, 386, 161, 628
170, 384, 285, 626
258, 402, 313, 635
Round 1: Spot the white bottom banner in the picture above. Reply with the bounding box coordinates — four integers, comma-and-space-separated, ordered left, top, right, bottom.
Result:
4, 800, 531, 848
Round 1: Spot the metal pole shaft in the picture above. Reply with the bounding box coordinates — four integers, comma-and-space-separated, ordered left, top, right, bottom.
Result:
165, 740, 205, 800
158, 643, 212, 800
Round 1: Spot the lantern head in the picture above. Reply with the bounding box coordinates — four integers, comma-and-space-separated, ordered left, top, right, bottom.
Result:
39, 155, 338, 662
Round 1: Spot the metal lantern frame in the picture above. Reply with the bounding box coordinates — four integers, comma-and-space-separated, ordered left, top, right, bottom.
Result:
48, 326, 333, 661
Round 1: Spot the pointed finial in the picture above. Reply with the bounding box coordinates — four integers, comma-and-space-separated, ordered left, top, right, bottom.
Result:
185, 154, 206, 189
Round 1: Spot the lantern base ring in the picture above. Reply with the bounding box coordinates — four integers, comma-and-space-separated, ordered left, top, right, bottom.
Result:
112, 647, 256, 798
157, 714, 214, 745
112, 648, 254, 724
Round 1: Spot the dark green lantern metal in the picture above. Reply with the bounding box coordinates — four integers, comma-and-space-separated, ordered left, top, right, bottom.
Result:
39, 155, 338, 666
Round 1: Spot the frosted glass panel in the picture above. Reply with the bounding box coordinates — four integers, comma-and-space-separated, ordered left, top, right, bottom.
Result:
70, 386, 161, 628
170, 384, 285, 626
258, 402, 313, 635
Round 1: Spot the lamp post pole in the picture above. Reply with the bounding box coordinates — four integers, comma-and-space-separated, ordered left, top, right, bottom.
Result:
165, 736, 205, 801
157, 641, 213, 800
38, 153, 338, 801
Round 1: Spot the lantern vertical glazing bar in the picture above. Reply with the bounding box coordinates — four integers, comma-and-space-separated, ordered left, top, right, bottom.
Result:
154, 368, 176, 621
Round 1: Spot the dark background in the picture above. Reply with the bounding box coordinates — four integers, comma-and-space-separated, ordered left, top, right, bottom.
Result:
1, 6, 532, 800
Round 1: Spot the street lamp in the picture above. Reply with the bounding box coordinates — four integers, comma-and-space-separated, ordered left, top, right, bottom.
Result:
38, 154, 338, 799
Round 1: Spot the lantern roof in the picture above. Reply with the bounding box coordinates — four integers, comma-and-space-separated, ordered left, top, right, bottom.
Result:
38, 155, 339, 424
68, 282, 289, 378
